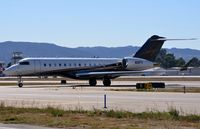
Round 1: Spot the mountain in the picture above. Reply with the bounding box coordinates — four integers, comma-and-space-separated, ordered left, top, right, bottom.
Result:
0, 41, 200, 64
167, 48, 200, 60
76, 46, 139, 58
0, 41, 92, 63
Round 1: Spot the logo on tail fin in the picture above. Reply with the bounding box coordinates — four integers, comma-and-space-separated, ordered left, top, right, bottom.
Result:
134, 35, 166, 62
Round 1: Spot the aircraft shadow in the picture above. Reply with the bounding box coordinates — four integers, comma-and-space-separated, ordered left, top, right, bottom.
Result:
11, 84, 136, 88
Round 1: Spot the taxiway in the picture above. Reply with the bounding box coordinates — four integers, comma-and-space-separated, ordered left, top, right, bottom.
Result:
0, 78, 199, 114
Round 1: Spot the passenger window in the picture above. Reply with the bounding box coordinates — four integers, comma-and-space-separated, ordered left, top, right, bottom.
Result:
84, 63, 87, 66
19, 61, 30, 65
44, 63, 46, 67
64, 64, 66, 67
49, 64, 51, 67
69, 63, 71, 67
59, 64, 61, 67
79, 63, 81, 66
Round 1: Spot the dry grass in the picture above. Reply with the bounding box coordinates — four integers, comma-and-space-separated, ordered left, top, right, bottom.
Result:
0, 102, 199, 129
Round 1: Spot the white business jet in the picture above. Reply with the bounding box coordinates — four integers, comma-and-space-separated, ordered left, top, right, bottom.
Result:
4, 35, 195, 87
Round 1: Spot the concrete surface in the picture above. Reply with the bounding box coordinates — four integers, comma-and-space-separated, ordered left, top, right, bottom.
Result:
0, 78, 199, 129
0, 123, 61, 129
0, 80, 199, 114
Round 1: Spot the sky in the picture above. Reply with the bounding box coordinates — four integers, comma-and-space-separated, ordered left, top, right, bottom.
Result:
0, 0, 199, 49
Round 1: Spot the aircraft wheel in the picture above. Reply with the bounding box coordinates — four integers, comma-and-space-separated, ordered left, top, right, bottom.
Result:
61, 80, 66, 84
89, 79, 97, 86
18, 83, 23, 88
103, 78, 111, 86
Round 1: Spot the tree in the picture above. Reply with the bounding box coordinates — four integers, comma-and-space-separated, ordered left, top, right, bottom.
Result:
175, 57, 185, 67
156, 49, 186, 68
155, 49, 167, 68
187, 57, 200, 67
156, 49, 200, 68
164, 53, 176, 68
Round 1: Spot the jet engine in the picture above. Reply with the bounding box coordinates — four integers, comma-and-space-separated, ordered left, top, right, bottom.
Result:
121, 57, 153, 70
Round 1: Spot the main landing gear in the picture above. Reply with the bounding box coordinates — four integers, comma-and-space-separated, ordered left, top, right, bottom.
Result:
89, 78, 97, 86
89, 78, 111, 86
17, 76, 23, 88
103, 78, 111, 86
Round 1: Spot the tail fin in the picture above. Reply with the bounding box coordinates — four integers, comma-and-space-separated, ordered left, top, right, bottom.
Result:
134, 35, 166, 62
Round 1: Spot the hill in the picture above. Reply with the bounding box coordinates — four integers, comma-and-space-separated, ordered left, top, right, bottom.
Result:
0, 41, 200, 64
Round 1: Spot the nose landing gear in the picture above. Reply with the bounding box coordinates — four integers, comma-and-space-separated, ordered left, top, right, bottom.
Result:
18, 76, 23, 88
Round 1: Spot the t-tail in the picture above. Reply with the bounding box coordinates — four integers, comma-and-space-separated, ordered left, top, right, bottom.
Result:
134, 35, 197, 62
134, 35, 166, 62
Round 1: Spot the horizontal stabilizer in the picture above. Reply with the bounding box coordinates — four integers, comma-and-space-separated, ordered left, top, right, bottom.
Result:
155, 38, 197, 41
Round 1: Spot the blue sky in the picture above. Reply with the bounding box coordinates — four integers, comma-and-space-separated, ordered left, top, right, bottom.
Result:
0, 0, 199, 49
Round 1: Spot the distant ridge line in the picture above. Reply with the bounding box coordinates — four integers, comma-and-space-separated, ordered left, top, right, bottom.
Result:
0, 41, 200, 63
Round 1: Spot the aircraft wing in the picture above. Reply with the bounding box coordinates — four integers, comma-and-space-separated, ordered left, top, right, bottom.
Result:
76, 69, 168, 78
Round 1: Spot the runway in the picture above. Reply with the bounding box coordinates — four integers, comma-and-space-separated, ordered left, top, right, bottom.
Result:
0, 123, 59, 129
1, 76, 200, 87
0, 79, 200, 114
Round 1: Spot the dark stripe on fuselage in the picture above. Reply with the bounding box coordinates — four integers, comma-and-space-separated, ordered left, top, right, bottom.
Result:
24, 62, 122, 79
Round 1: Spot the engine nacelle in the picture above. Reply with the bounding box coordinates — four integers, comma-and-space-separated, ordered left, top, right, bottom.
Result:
122, 57, 153, 70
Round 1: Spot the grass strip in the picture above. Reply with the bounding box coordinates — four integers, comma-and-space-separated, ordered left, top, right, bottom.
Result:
0, 103, 199, 129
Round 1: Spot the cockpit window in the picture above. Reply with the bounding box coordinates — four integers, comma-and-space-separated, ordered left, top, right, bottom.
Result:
19, 61, 30, 65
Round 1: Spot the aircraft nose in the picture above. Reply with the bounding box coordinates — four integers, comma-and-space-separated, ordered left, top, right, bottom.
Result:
3, 66, 17, 76
3, 68, 11, 76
